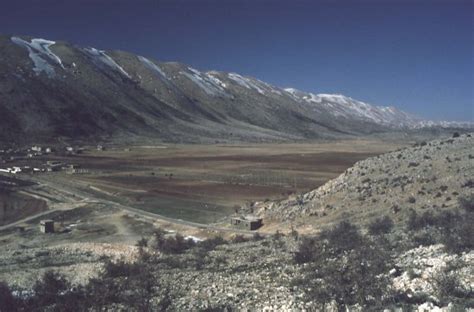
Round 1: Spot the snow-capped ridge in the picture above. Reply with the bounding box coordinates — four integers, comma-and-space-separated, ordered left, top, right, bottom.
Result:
180, 67, 230, 97
83, 47, 131, 79
11, 37, 64, 77
228, 73, 279, 95
138, 56, 168, 79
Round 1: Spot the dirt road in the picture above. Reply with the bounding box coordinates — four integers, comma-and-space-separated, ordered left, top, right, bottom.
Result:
1, 175, 260, 235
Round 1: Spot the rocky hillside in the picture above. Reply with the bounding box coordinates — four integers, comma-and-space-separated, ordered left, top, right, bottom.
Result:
1, 223, 472, 311
256, 133, 474, 227
0, 135, 472, 310
1, 35, 470, 144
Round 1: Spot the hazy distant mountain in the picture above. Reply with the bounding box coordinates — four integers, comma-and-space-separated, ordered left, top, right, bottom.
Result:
0, 35, 470, 143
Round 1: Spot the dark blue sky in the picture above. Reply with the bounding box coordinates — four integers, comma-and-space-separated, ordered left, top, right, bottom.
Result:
1, 0, 473, 121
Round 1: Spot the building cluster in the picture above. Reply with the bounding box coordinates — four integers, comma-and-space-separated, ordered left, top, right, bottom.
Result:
0, 145, 89, 175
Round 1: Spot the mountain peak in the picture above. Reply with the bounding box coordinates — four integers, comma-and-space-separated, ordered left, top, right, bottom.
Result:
0, 34, 471, 143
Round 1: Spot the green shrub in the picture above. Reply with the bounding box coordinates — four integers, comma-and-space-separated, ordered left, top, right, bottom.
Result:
461, 179, 474, 188
252, 232, 263, 241
26, 271, 86, 311
231, 235, 249, 243
0, 281, 18, 312
294, 221, 392, 309
406, 210, 436, 230
294, 236, 318, 264
412, 231, 436, 246
406, 208, 472, 253
320, 220, 364, 253
459, 194, 474, 213
102, 260, 142, 278
136, 237, 148, 248
86, 264, 156, 311
198, 236, 226, 251
368, 216, 394, 235
152, 232, 196, 254
432, 267, 470, 305
442, 215, 474, 253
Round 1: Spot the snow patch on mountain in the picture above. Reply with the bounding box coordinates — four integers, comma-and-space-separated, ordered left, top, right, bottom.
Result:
228, 73, 266, 95
181, 67, 230, 97
138, 56, 168, 79
285, 89, 421, 127
83, 48, 131, 79
11, 37, 64, 77
257, 79, 282, 95
206, 71, 228, 89
228, 73, 252, 89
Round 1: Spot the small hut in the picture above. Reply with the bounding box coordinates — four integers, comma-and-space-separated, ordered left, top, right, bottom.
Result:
230, 215, 263, 231
40, 220, 55, 233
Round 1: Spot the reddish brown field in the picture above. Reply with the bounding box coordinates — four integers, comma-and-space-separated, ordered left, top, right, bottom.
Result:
5, 141, 406, 223
57, 141, 404, 223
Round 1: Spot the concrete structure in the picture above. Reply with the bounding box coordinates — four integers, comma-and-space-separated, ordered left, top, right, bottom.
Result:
40, 220, 55, 233
230, 215, 263, 230
46, 161, 62, 172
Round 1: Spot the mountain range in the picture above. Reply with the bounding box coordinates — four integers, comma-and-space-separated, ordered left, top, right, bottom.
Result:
0, 35, 470, 144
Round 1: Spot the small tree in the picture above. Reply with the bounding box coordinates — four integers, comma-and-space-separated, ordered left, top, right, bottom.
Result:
32, 271, 71, 307
85, 258, 157, 311
294, 236, 318, 264
27, 271, 86, 310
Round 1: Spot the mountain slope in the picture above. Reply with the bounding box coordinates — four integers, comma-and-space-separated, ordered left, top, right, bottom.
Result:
0, 35, 469, 144
255, 134, 474, 228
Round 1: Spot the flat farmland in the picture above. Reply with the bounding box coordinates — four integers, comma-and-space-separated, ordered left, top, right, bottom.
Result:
44, 140, 406, 223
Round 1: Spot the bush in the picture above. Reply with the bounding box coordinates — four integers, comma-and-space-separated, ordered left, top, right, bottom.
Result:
368, 216, 394, 235
290, 227, 299, 240
136, 237, 148, 248
192, 248, 209, 270
198, 236, 226, 251
320, 221, 364, 253
151, 232, 196, 254
406, 210, 436, 230
231, 235, 249, 243
252, 232, 263, 241
272, 230, 283, 241
461, 179, 474, 188
294, 236, 318, 264
86, 265, 156, 311
432, 267, 470, 305
0, 281, 18, 312
294, 221, 392, 309
442, 215, 474, 253
26, 271, 86, 311
412, 231, 437, 246
406, 208, 473, 253
459, 194, 474, 213
102, 260, 142, 278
